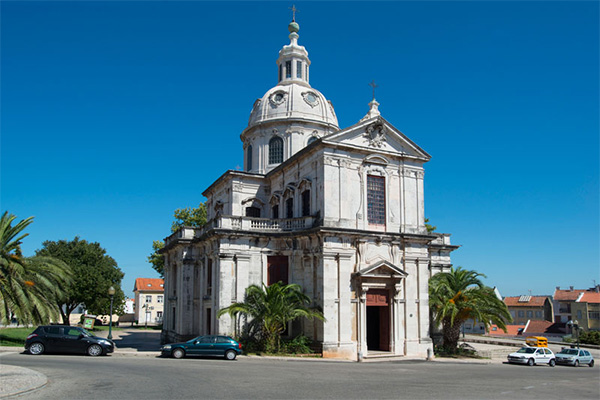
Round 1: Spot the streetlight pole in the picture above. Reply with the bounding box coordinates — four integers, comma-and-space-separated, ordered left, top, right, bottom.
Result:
108, 286, 115, 340
574, 320, 580, 349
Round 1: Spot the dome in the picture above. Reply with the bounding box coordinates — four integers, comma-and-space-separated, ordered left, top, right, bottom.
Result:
247, 83, 339, 130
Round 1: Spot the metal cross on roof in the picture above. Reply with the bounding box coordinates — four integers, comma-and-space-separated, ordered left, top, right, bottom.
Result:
369, 80, 378, 100
289, 4, 298, 22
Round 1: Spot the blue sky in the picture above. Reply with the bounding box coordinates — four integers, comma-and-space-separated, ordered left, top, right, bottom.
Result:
1, 1, 598, 298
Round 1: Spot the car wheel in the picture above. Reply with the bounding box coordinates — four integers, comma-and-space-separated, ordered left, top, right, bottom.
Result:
172, 348, 185, 359
29, 342, 45, 355
527, 358, 535, 366
574, 360, 579, 367
225, 350, 237, 360
589, 360, 594, 368
87, 344, 103, 357
549, 359, 555, 367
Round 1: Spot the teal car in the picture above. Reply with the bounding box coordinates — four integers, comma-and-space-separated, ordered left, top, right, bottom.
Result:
161, 335, 242, 360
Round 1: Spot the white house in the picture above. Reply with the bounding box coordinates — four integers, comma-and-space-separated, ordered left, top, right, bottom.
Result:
161, 18, 458, 360
133, 278, 164, 325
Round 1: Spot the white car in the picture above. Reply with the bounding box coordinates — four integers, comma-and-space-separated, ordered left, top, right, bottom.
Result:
555, 348, 595, 367
507, 346, 556, 367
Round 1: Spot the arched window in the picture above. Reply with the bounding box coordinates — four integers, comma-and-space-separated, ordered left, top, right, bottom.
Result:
269, 137, 283, 164
307, 136, 318, 145
246, 145, 253, 171
286, 198, 294, 219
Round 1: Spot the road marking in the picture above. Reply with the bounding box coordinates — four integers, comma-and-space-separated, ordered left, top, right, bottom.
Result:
523, 386, 535, 390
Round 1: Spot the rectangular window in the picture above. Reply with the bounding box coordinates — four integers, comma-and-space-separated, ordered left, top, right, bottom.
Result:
279, 64, 282, 82
146, 295, 152, 303
367, 175, 386, 225
535, 311, 542, 318
157, 295, 163, 303
302, 190, 310, 217
510, 310, 516, 318
518, 310, 524, 317
285, 61, 291, 78
296, 61, 302, 78
589, 312, 600, 320
156, 311, 163, 320
577, 310, 582, 319
206, 259, 212, 296
526, 310, 533, 318
286, 198, 294, 218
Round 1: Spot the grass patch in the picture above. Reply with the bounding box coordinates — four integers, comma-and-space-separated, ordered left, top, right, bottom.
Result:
90, 325, 122, 332
0, 327, 32, 347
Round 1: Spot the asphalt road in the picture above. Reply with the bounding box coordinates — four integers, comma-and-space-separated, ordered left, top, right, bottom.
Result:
1, 352, 598, 400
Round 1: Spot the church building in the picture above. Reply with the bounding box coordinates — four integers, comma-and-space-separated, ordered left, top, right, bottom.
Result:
161, 17, 459, 360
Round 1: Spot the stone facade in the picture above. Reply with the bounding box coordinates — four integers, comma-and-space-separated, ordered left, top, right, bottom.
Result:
161, 20, 459, 360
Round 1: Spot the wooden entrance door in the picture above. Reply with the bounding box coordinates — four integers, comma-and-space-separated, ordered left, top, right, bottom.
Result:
366, 289, 390, 351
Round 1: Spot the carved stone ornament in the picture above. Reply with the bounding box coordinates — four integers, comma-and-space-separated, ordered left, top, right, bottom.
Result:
301, 91, 320, 107
364, 123, 387, 148
269, 91, 287, 107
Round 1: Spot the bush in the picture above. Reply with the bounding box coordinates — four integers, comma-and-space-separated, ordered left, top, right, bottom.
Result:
282, 335, 313, 354
579, 331, 600, 345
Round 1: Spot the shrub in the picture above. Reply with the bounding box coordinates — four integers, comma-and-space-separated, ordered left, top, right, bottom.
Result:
579, 331, 600, 345
282, 335, 313, 354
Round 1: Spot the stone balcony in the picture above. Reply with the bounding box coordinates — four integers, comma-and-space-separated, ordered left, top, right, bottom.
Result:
165, 215, 315, 246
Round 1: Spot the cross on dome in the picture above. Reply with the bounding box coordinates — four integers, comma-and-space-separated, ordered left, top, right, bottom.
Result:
289, 4, 298, 22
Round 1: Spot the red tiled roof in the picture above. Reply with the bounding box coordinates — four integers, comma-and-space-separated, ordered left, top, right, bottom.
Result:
554, 288, 586, 301
578, 292, 600, 304
488, 324, 525, 336
523, 320, 554, 334
134, 278, 164, 292
504, 296, 548, 307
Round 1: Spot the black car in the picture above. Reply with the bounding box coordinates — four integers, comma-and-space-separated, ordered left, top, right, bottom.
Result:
25, 325, 114, 356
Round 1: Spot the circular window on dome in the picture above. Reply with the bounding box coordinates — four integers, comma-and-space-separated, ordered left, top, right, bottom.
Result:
302, 92, 319, 107
269, 91, 287, 107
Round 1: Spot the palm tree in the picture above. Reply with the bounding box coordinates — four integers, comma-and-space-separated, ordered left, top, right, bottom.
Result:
218, 282, 325, 353
429, 266, 512, 352
0, 212, 72, 324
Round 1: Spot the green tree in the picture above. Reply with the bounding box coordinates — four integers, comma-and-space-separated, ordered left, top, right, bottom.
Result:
217, 282, 325, 353
148, 202, 207, 277
429, 266, 512, 352
35, 237, 125, 325
0, 212, 72, 324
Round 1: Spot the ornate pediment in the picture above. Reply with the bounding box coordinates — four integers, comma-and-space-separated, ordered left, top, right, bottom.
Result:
322, 116, 431, 161
354, 260, 408, 279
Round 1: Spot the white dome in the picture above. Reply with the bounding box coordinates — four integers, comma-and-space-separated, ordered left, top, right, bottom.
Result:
247, 83, 339, 131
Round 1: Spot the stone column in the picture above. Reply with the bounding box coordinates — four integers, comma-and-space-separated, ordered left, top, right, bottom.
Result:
393, 282, 405, 355
217, 253, 235, 335
180, 257, 196, 337
357, 286, 368, 360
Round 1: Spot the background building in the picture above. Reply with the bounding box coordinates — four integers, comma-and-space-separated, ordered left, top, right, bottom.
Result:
133, 278, 164, 326
504, 295, 553, 325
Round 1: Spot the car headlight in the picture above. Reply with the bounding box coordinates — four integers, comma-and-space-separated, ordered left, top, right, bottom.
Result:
98, 340, 111, 345
162, 345, 171, 350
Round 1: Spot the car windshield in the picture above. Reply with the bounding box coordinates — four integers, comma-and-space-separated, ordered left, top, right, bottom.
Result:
79, 328, 92, 337
187, 337, 201, 343
558, 349, 579, 355
516, 347, 536, 354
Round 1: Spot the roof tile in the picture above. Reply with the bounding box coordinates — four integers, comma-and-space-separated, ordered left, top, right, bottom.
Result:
134, 278, 165, 292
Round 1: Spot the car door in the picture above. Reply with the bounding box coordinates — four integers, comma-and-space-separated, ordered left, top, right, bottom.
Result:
61, 326, 88, 354
194, 336, 217, 356
580, 350, 591, 364
43, 326, 64, 352
534, 348, 547, 364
